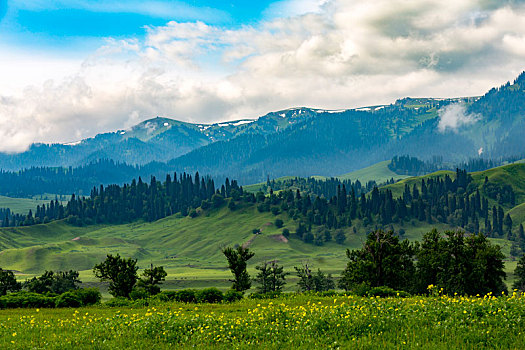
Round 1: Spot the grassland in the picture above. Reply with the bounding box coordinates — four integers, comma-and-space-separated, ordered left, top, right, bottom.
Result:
1, 162, 525, 292
0, 195, 52, 215
2, 293, 525, 349
0, 204, 367, 286
244, 160, 409, 194
337, 160, 410, 184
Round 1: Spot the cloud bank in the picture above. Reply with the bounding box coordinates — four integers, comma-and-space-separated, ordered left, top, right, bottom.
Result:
438, 104, 480, 132
1, 0, 525, 152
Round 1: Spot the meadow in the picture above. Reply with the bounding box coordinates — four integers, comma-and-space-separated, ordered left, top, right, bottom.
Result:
1, 292, 525, 349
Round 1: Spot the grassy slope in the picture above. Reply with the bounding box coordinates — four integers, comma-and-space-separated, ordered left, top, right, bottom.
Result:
508, 203, 525, 226
382, 170, 455, 198
2, 162, 525, 289
0, 204, 368, 279
0, 195, 51, 215
337, 160, 410, 184
244, 160, 408, 193
470, 163, 525, 204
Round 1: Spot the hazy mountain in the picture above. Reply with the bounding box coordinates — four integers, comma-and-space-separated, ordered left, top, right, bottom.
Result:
168, 72, 525, 183
0, 110, 315, 171
0, 72, 523, 187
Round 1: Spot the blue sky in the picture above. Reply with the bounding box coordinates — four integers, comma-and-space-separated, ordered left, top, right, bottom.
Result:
0, 0, 524, 152
0, 1, 282, 52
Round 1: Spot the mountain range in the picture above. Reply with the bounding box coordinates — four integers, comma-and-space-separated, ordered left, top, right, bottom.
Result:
0, 71, 524, 186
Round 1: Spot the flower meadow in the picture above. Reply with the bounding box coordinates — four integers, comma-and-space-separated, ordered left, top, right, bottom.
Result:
1, 292, 525, 349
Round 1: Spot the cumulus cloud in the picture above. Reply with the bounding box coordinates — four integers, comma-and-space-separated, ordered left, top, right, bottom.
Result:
438, 104, 480, 132
1, 0, 525, 152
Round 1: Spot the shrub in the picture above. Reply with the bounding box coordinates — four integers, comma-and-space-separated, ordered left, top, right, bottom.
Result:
275, 218, 284, 228
188, 209, 198, 218
271, 207, 280, 216
282, 228, 290, 237
224, 289, 243, 302
0, 291, 56, 309
200, 199, 211, 210
211, 194, 225, 208
156, 290, 179, 302
175, 289, 197, 303
196, 288, 224, 303
55, 292, 82, 308
73, 288, 101, 306
130, 288, 149, 300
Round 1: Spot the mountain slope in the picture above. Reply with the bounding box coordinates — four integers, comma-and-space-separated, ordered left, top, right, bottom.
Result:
0, 72, 523, 186
0, 205, 363, 275
167, 73, 525, 184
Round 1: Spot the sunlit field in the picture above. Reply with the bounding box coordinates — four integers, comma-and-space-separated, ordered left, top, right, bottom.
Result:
2, 292, 525, 349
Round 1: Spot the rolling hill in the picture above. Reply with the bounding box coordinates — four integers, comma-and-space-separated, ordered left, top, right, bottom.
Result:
0, 204, 367, 277
0, 160, 524, 293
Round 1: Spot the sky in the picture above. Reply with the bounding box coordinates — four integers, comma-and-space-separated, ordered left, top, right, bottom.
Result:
0, 0, 525, 152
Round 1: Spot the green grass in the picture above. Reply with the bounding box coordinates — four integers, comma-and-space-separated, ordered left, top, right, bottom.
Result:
382, 170, 455, 198
2, 293, 525, 349
508, 203, 525, 226
245, 161, 408, 193
0, 203, 364, 280
337, 160, 410, 184
470, 163, 525, 204
0, 195, 52, 215
0, 199, 520, 292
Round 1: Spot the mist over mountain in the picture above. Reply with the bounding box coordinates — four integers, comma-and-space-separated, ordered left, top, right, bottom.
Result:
0, 72, 523, 188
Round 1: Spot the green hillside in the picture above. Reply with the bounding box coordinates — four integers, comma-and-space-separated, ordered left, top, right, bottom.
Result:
508, 203, 525, 226
2, 161, 525, 290
0, 203, 370, 279
245, 160, 408, 194
0, 195, 52, 215
337, 160, 410, 184
382, 170, 455, 197
470, 163, 525, 204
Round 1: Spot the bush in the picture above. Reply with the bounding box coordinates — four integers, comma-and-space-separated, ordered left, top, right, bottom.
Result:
224, 289, 243, 302
318, 290, 338, 297
175, 289, 197, 303
211, 194, 225, 208
200, 199, 211, 210
73, 288, 101, 306
156, 290, 179, 302
196, 288, 224, 303
188, 209, 198, 218
271, 207, 280, 216
350, 282, 371, 297
130, 288, 149, 300
282, 228, 290, 237
0, 291, 56, 309
55, 292, 82, 308
105, 297, 132, 307
275, 218, 284, 228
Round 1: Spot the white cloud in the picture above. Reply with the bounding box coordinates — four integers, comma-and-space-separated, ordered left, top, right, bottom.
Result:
1, 0, 525, 152
438, 104, 480, 132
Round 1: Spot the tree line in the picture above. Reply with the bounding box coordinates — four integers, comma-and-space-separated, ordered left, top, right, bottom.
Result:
240, 169, 518, 249
2, 167, 521, 256
0, 172, 243, 227
389, 155, 524, 176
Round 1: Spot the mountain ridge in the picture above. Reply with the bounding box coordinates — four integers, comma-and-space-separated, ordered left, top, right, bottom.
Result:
0, 72, 523, 186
